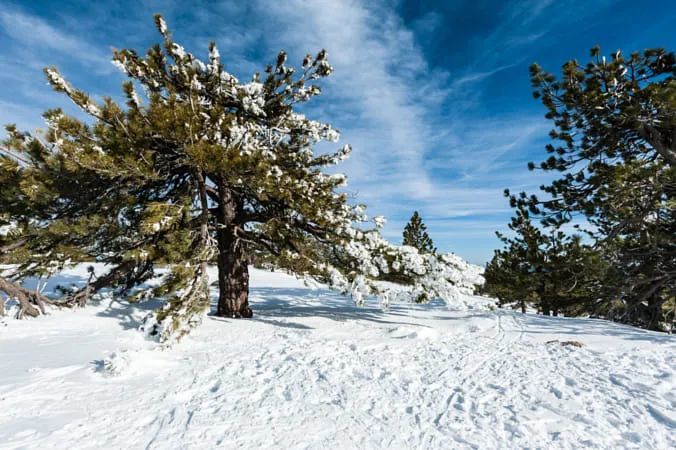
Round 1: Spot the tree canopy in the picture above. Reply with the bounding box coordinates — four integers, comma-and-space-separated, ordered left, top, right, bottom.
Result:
491, 46, 675, 330
0, 15, 482, 341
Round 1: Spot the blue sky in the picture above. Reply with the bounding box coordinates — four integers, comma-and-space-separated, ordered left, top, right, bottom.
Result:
0, 0, 674, 264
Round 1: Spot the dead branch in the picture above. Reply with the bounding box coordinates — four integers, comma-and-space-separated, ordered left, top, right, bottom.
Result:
0, 275, 54, 319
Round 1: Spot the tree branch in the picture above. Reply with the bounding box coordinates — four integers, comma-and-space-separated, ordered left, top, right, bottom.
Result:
637, 123, 676, 165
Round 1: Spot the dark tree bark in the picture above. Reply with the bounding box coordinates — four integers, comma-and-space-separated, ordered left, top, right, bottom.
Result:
632, 280, 666, 331
539, 293, 551, 316
538, 281, 551, 316
636, 124, 676, 166
215, 182, 252, 318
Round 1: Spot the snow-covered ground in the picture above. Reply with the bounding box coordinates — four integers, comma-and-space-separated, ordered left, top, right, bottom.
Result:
1, 265, 674, 449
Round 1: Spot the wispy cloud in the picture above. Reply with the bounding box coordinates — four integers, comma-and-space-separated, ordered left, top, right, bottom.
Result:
0, 5, 123, 135
0, 99, 45, 132
449, 62, 520, 89
0, 8, 110, 68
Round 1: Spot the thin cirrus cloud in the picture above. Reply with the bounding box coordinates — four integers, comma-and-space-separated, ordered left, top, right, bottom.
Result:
1, 0, 672, 264
0, 6, 118, 131
0, 9, 109, 68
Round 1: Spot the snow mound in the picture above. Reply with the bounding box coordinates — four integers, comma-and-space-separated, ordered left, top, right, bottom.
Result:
95, 350, 131, 377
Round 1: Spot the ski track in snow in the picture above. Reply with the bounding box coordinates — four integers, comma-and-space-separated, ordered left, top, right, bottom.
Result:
0, 265, 674, 449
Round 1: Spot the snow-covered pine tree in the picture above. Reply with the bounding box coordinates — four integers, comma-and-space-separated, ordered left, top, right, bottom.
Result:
403, 211, 436, 254
0, 16, 482, 341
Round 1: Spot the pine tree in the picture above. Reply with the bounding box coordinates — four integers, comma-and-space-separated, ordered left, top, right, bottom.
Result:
0, 16, 481, 340
485, 202, 603, 316
402, 211, 436, 254
514, 46, 675, 330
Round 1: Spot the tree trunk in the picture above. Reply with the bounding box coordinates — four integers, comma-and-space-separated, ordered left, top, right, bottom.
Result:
215, 183, 252, 318
538, 282, 550, 316
644, 299, 663, 332
540, 295, 551, 316
630, 279, 665, 331
637, 123, 676, 165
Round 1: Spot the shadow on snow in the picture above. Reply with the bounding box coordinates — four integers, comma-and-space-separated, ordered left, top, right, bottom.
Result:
13, 269, 675, 344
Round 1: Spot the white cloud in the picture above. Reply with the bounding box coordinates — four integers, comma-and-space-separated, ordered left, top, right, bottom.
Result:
449, 62, 519, 89
412, 11, 443, 34
0, 100, 45, 132
0, 9, 109, 67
